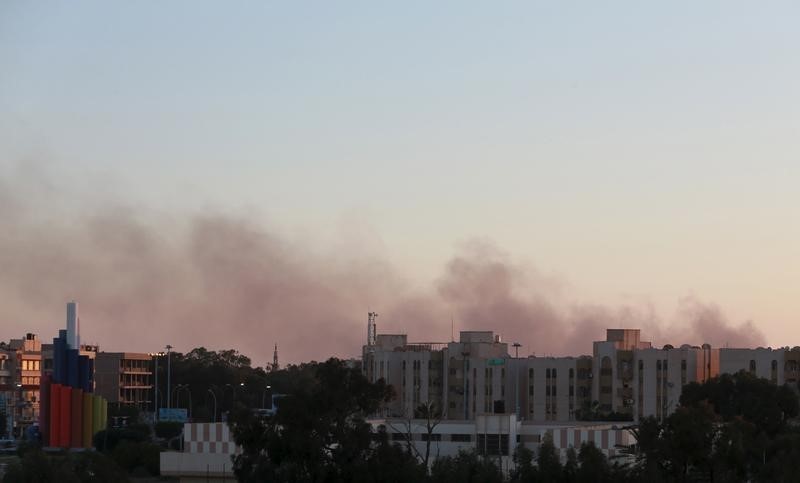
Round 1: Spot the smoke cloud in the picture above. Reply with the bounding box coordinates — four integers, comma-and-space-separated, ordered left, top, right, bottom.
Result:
0, 165, 767, 365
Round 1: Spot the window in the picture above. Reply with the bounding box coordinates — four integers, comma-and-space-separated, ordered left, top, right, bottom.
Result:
391, 433, 405, 441
477, 434, 509, 456
421, 433, 442, 441
569, 368, 574, 379
552, 368, 557, 378
451, 434, 471, 442
749, 360, 756, 373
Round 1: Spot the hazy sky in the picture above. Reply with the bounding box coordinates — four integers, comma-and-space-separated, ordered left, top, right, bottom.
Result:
1, 2, 799, 363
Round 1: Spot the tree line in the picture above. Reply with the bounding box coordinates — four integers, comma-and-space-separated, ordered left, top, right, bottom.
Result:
228, 359, 800, 483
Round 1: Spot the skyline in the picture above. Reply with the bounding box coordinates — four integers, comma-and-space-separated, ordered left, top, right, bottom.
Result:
2, 2, 800, 363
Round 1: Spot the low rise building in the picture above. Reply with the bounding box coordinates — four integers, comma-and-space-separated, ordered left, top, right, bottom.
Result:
363, 315, 800, 424
94, 352, 153, 410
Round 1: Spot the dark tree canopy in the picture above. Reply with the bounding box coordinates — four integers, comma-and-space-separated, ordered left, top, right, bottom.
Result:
228, 358, 422, 483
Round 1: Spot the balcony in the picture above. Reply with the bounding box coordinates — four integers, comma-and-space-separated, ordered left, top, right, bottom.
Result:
617, 387, 633, 399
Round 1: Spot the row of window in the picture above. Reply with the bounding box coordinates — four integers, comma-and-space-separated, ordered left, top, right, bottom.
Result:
390, 432, 471, 442
21, 376, 40, 386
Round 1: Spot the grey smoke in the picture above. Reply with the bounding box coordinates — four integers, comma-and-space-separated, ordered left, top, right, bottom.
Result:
0, 166, 767, 364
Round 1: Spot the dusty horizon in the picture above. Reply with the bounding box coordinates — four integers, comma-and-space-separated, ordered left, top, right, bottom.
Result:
0, 165, 773, 367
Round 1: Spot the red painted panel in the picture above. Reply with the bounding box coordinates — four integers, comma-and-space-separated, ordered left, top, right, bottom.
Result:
49, 384, 61, 447
59, 386, 71, 448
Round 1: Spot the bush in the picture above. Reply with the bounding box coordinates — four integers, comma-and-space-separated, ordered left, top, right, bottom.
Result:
111, 440, 162, 476
2, 447, 129, 483
93, 427, 148, 452
154, 421, 183, 439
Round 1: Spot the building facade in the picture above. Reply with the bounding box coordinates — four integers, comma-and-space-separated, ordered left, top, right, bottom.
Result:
363, 317, 800, 424
94, 352, 153, 410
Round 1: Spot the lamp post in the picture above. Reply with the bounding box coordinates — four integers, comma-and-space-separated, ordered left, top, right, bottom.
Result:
13, 383, 22, 439
262, 385, 272, 409
151, 352, 164, 421
174, 384, 192, 418
153, 353, 158, 419
165, 345, 173, 409
512, 343, 521, 419
207, 389, 217, 423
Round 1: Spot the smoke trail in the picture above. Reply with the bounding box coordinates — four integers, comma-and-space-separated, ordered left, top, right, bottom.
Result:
0, 165, 767, 364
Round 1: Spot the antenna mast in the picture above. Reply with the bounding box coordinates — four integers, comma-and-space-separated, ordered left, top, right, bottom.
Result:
368, 311, 378, 346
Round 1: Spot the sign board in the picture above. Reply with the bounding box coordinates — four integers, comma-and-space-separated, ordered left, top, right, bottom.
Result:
158, 408, 188, 422
487, 358, 505, 366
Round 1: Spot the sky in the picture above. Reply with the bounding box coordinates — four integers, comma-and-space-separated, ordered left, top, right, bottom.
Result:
1, 2, 799, 365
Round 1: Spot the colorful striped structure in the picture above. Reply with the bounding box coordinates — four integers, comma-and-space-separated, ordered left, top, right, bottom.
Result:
41, 306, 109, 449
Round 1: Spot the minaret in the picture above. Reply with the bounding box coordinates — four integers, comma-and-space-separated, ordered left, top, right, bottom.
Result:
272, 344, 280, 372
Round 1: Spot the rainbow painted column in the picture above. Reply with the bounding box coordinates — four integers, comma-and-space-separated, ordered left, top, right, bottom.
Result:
41, 302, 108, 449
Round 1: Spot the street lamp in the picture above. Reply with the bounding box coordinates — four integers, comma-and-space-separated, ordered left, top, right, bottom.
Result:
174, 384, 192, 418
262, 385, 272, 409
150, 352, 165, 421
207, 389, 218, 423
165, 345, 173, 409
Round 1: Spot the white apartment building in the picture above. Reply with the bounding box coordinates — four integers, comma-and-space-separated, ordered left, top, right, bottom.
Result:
363, 317, 800, 424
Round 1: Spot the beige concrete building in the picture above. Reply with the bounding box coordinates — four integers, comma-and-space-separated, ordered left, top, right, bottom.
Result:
364, 318, 800, 425
6, 334, 43, 436
94, 352, 153, 410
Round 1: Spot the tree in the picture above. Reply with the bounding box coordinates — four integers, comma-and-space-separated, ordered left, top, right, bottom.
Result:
510, 444, 536, 483
576, 441, 610, 483
388, 400, 443, 470
537, 433, 563, 482
562, 446, 579, 483
229, 358, 396, 483
430, 450, 503, 483
681, 372, 798, 437
662, 404, 717, 480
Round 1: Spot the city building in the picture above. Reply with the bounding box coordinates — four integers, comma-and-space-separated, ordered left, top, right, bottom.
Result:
94, 352, 153, 410
363, 315, 800, 425
5, 333, 43, 437
0, 348, 15, 438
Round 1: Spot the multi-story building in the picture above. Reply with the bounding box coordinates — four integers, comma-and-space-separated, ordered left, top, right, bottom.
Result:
6, 333, 43, 436
363, 316, 800, 425
0, 348, 14, 438
94, 352, 153, 410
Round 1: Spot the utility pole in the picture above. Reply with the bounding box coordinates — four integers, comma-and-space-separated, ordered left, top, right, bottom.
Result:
153, 353, 159, 421
166, 345, 173, 409
513, 343, 521, 419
